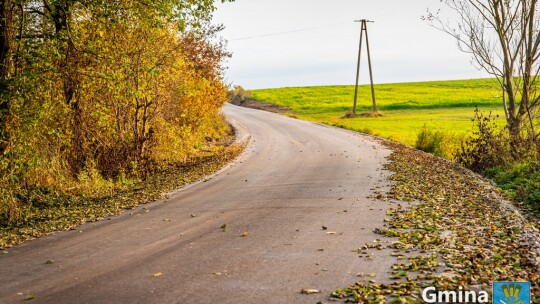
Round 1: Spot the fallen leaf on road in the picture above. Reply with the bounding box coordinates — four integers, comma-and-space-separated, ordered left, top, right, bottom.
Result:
152, 272, 162, 277
221, 224, 228, 232
326, 231, 337, 235
45, 259, 54, 264
322, 226, 328, 230
241, 232, 248, 237
190, 213, 196, 218
301, 289, 320, 294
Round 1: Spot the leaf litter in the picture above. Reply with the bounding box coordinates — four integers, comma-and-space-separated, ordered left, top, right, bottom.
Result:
331, 140, 540, 303
0, 144, 244, 248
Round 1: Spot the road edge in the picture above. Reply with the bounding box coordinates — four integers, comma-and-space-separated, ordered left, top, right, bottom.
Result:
166, 112, 253, 195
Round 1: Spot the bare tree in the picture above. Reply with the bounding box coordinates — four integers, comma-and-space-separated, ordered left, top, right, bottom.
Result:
425, 0, 540, 142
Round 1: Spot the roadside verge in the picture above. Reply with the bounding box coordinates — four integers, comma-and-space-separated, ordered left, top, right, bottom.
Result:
0, 120, 249, 249
332, 140, 540, 303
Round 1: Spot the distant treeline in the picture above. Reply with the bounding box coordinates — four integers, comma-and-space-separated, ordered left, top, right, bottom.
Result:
0, 1, 231, 222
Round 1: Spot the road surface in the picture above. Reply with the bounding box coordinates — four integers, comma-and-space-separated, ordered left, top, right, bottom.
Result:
0, 104, 395, 303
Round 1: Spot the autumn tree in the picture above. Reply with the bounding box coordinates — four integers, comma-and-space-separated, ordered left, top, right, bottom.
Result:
0, 0, 233, 222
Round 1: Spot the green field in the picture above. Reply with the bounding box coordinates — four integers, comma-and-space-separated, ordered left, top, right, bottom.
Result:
251, 79, 506, 148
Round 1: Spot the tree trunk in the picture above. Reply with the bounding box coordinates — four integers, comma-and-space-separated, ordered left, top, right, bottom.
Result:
0, 0, 14, 156
46, 1, 84, 174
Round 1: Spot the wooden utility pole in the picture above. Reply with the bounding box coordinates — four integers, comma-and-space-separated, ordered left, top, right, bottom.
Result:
353, 19, 377, 115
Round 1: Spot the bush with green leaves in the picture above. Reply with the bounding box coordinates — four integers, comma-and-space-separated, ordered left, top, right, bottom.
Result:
414, 124, 456, 159
455, 108, 515, 174
487, 161, 540, 214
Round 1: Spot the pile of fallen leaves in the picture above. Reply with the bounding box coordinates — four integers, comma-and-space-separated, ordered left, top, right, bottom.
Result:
331, 141, 540, 303
0, 144, 244, 249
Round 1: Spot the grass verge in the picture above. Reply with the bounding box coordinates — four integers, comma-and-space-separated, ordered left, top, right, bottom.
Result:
0, 143, 245, 249
330, 140, 540, 303
487, 161, 540, 218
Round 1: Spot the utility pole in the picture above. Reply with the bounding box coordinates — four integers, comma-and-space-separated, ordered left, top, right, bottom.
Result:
353, 19, 377, 115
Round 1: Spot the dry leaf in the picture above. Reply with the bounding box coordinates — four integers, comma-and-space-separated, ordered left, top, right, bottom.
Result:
301, 289, 320, 294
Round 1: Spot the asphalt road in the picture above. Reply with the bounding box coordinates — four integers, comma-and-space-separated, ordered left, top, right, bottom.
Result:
0, 104, 395, 304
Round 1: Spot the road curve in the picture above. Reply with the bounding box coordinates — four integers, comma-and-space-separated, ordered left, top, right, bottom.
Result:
0, 104, 395, 304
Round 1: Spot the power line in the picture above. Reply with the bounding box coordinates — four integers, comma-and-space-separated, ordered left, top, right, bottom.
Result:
228, 21, 350, 41
225, 7, 403, 42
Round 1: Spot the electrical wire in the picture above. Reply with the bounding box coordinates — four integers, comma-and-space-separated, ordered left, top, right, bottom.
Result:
228, 21, 351, 41
226, 10, 400, 42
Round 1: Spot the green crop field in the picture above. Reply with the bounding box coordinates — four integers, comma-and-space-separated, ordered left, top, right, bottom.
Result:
251, 78, 506, 149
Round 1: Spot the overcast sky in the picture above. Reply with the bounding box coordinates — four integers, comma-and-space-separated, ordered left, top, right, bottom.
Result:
213, 0, 487, 89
